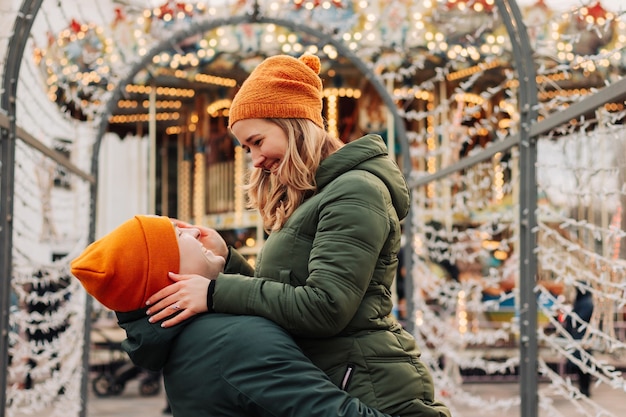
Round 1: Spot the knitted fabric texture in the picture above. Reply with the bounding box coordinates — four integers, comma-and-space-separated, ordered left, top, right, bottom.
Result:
228, 54, 324, 129
70, 215, 179, 312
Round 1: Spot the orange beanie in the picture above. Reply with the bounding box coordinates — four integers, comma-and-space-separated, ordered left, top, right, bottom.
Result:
228, 54, 324, 129
70, 215, 179, 312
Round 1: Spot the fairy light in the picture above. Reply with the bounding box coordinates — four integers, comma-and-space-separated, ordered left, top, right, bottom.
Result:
493, 152, 504, 203
166, 126, 184, 135
179, 158, 192, 221
610, 204, 622, 260
107, 112, 180, 124
234, 146, 245, 225
426, 96, 436, 200
193, 151, 205, 225
447, 60, 503, 81
194, 73, 237, 87
206, 99, 232, 117
124, 84, 195, 98
323, 88, 362, 99
457, 290, 468, 334
326, 93, 338, 138
117, 99, 182, 109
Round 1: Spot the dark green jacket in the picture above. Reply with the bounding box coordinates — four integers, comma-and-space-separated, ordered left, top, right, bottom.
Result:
212, 135, 450, 417
117, 311, 396, 417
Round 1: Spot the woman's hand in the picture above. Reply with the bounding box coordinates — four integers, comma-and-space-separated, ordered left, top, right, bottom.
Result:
146, 273, 213, 328
170, 218, 228, 259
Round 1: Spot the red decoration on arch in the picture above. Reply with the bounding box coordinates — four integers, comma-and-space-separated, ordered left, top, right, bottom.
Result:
70, 18, 82, 33
579, 1, 608, 23
154, 0, 195, 20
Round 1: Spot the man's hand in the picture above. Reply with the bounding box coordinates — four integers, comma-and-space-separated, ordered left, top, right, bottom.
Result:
171, 218, 228, 258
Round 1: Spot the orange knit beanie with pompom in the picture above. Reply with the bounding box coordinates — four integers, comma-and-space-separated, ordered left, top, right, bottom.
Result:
228, 54, 324, 129
70, 215, 179, 312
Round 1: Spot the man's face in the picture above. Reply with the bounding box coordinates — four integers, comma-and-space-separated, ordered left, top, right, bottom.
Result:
175, 225, 225, 278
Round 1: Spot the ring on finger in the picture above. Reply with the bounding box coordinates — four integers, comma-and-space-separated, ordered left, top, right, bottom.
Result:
171, 304, 181, 310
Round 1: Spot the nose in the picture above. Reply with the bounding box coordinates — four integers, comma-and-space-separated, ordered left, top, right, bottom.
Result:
250, 149, 265, 169
180, 227, 201, 239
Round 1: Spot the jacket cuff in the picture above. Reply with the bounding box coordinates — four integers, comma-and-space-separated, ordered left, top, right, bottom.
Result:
206, 280, 216, 313
224, 247, 255, 276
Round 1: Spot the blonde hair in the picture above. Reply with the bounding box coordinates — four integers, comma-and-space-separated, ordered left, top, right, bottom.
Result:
245, 118, 344, 232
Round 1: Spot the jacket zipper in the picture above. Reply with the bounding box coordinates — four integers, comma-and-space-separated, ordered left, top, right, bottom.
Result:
340, 363, 356, 391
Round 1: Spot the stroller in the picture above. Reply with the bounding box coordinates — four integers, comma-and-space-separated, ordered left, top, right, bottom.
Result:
90, 325, 161, 397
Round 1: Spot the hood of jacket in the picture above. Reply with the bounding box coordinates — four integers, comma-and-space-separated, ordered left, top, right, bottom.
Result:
115, 308, 187, 371
315, 134, 410, 220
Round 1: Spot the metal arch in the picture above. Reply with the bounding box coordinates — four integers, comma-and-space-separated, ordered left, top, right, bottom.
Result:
410, 1, 539, 414
0, 2, 44, 416
497, 2, 540, 417
94, 15, 410, 175
408, 2, 539, 415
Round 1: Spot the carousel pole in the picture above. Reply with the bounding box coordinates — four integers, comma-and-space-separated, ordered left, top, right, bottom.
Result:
148, 83, 157, 214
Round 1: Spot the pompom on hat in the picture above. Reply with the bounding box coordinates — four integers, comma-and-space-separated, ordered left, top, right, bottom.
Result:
70, 215, 179, 312
228, 54, 324, 129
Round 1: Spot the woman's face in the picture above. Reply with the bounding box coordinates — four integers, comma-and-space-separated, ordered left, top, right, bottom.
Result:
231, 118, 288, 174
175, 225, 225, 278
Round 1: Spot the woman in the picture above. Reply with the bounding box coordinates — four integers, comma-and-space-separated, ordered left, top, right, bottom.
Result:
147, 54, 451, 417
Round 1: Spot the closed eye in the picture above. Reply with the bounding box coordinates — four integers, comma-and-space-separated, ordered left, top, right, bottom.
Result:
242, 134, 263, 151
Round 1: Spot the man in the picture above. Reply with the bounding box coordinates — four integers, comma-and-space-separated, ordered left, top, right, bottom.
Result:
71, 215, 395, 416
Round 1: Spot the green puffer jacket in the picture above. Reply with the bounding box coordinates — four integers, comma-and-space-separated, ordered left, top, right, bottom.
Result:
117, 311, 397, 417
213, 134, 450, 417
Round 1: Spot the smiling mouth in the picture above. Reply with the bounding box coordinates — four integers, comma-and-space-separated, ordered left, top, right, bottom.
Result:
263, 162, 279, 173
